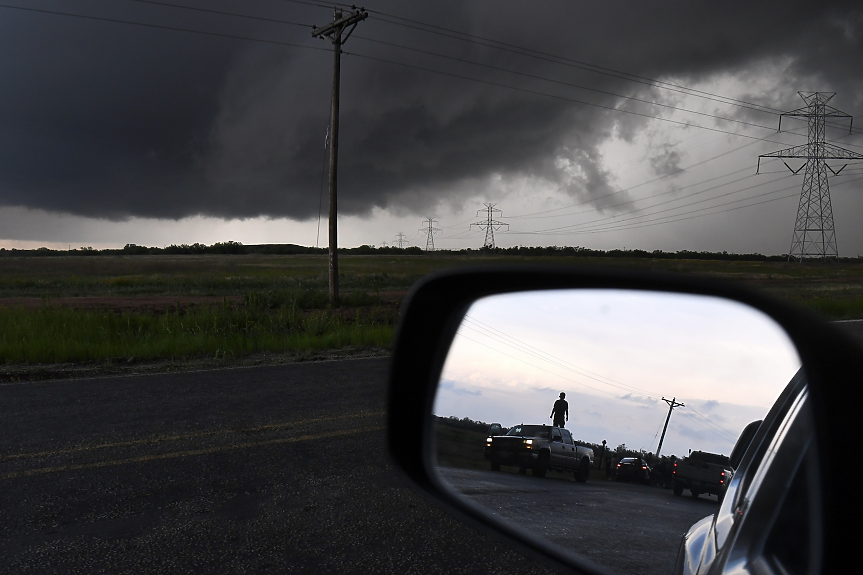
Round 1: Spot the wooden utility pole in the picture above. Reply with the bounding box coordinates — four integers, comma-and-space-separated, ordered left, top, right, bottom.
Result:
656, 397, 684, 459
312, 7, 368, 304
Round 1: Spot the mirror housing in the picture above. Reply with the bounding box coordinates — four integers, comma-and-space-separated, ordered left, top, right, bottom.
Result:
387, 265, 863, 574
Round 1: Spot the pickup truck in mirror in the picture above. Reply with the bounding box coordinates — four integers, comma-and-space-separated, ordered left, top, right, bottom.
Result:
387, 267, 863, 575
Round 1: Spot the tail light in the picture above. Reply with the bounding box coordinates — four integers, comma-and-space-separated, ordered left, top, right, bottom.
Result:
642, 466, 647, 470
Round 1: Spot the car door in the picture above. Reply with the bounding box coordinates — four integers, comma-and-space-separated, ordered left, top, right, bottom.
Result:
550, 427, 565, 467
561, 429, 577, 469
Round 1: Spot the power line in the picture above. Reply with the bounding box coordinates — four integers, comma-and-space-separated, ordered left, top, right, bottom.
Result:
453, 331, 656, 407
504, 140, 766, 220
0, 3, 329, 51
508, 164, 757, 222
683, 406, 740, 442
124, 0, 312, 27
511, 175, 863, 237
345, 51, 805, 146
452, 328, 736, 446
463, 316, 665, 399
363, 9, 863, 137
513, 181, 801, 236
511, 172, 794, 236
351, 35, 780, 134
364, 12, 776, 113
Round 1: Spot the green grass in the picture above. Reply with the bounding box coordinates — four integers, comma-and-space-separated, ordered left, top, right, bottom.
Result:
0, 295, 395, 364
0, 253, 861, 365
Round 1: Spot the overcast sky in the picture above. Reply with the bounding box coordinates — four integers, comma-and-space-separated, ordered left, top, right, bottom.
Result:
1, 1, 863, 253
434, 290, 801, 458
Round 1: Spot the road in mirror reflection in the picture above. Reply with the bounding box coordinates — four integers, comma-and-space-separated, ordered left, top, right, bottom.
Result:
432, 289, 801, 575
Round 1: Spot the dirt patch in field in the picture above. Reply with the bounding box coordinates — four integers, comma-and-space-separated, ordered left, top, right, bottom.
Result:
0, 296, 243, 314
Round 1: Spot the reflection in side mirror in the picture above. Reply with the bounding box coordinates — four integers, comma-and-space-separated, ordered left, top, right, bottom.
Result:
432, 289, 800, 575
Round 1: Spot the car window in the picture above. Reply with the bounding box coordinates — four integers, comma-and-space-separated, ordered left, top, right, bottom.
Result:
505, 425, 550, 438
561, 430, 573, 445
551, 428, 562, 442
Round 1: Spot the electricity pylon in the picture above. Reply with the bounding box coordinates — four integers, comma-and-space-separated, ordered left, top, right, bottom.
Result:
312, 6, 368, 303
394, 232, 409, 249
420, 218, 440, 251
470, 203, 509, 249
758, 92, 863, 261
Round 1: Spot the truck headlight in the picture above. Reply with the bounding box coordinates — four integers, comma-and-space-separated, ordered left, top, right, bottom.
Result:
524, 439, 533, 445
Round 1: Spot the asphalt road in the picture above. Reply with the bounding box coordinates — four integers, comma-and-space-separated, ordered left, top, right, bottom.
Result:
439, 468, 716, 575
0, 358, 556, 575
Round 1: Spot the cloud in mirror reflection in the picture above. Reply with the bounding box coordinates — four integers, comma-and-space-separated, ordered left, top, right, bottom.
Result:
435, 290, 801, 457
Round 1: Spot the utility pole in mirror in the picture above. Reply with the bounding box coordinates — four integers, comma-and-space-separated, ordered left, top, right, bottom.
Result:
312, 6, 368, 304
656, 397, 684, 459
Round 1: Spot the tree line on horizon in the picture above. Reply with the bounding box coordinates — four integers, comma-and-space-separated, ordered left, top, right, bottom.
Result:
2, 241, 849, 262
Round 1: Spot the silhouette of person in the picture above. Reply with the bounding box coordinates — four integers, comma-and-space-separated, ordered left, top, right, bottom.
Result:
550, 392, 568, 428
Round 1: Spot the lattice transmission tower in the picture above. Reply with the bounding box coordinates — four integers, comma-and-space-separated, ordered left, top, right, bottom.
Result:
758, 92, 863, 261
420, 218, 440, 251
394, 232, 409, 249
470, 203, 509, 249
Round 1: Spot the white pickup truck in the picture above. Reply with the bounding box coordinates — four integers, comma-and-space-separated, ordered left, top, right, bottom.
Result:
484, 424, 594, 481
672, 450, 733, 500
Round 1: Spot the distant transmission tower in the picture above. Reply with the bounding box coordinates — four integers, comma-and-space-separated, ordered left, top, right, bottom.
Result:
394, 232, 409, 249
758, 92, 863, 261
470, 204, 509, 249
420, 218, 440, 251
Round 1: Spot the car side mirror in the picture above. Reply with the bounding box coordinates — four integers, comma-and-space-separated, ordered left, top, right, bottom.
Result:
387, 266, 863, 574
729, 419, 762, 470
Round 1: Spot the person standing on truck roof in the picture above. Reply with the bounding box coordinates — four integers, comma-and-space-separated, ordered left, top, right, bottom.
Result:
550, 392, 568, 428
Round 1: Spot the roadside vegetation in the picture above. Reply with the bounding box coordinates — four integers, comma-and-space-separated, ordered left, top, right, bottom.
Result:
0, 249, 861, 366
0, 289, 396, 364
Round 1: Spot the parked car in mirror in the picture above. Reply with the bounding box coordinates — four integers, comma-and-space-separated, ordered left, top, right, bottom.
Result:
613, 457, 651, 485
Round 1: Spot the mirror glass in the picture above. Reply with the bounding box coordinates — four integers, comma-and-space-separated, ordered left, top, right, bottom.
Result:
432, 289, 800, 575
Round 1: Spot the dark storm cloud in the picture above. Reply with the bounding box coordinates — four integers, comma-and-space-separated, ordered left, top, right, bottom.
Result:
1, 0, 862, 221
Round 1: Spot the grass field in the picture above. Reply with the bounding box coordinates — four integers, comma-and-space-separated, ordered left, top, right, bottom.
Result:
0, 253, 861, 366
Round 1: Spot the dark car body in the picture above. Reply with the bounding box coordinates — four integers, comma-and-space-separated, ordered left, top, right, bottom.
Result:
673, 369, 815, 574
613, 457, 651, 484
672, 451, 733, 500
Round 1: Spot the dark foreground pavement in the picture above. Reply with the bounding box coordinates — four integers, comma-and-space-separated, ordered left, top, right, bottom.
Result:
0, 358, 556, 575
439, 468, 715, 575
